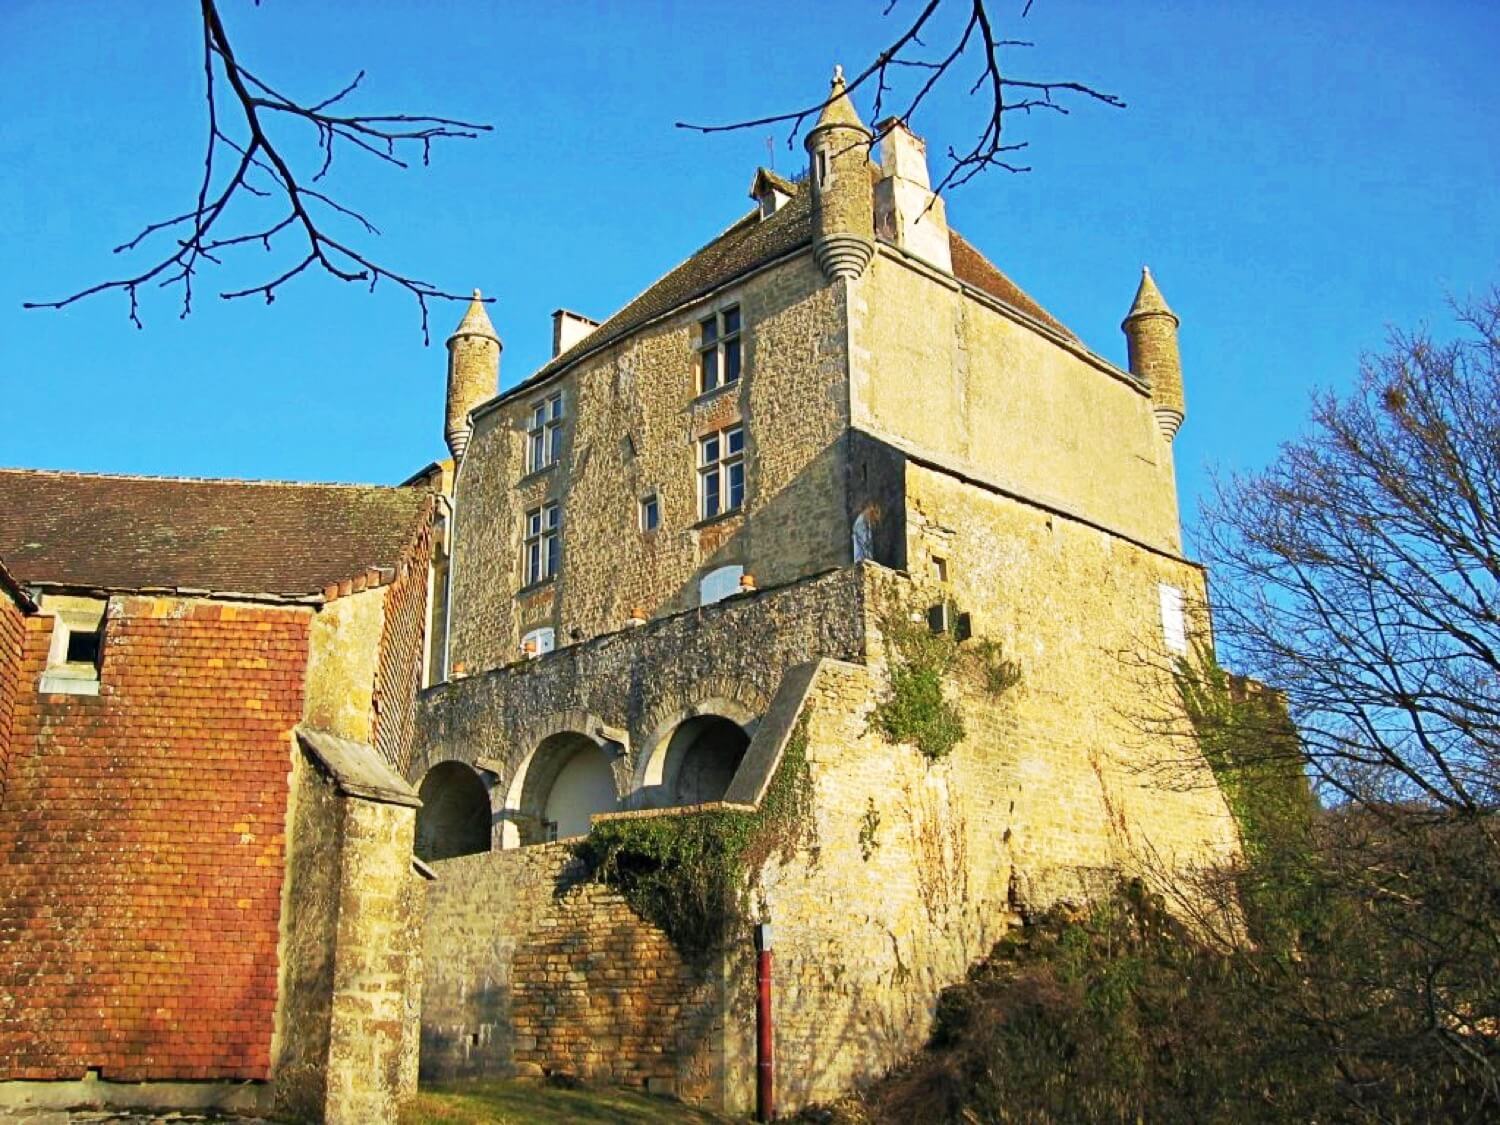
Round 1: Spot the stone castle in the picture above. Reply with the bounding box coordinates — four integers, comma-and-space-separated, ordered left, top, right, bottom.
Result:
0, 70, 1243, 1120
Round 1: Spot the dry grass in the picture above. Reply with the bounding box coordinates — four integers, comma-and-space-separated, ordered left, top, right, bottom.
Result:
399, 1078, 734, 1125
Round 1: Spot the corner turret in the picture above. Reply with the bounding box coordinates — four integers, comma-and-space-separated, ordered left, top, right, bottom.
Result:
805, 65, 875, 281
445, 290, 501, 459
1122, 267, 1184, 440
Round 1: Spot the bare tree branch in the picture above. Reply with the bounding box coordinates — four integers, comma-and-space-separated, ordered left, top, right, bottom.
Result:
23, 0, 492, 342
676, 0, 1123, 193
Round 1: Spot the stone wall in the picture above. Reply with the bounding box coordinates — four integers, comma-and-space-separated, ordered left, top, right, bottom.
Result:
412, 566, 865, 806
0, 596, 310, 1082
448, 250, 850, 670
849, 248, 1184, 555
324, 796, 423, 1124
422, 844, 721, 1098
896, 459, 1241, 886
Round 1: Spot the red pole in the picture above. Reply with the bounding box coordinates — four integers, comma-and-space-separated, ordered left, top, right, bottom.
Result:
756, 923, 774, 1122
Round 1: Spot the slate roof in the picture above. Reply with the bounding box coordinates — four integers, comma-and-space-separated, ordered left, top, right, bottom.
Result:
0, 469, 431, 599
499, 174, 1077, 404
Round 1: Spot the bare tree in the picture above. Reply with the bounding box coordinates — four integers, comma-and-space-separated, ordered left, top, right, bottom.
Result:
1197, 289, 1500, 1114
1201, 290, 1500, 819
677, 0, 1123, 195
24, 0, 490, 342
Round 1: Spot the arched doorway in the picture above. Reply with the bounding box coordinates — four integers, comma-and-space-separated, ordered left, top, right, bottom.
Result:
662, 715, 750, 806
414, 761, 491, 861
512, 732, 620, 844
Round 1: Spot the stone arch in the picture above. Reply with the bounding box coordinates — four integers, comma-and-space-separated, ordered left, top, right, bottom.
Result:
501, 728, 622, 847
414, 760, 492, 861
634, 696, 759, 809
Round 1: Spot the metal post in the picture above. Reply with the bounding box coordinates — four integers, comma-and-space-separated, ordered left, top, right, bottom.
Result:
755, 922, 774, 1122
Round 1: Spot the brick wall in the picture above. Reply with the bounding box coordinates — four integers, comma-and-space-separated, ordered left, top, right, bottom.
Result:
0, 589, 25, 806
422, 844, 721, 1098
0, 596, 310, 1081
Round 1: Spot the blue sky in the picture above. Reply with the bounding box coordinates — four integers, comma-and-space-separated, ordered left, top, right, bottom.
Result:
3, 1, 1497, 551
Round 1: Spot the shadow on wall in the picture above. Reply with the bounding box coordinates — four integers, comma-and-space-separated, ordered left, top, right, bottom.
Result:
415, 761, 490, 861
634, 714, 750, 810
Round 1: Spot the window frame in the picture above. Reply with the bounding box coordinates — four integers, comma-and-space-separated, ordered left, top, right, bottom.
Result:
523, 501, 562, 586
526, 392, 565, 474
698, 424, 746, 521
697, 306, 742, 395
521, 625, 556, 659
639, 493, 661, 533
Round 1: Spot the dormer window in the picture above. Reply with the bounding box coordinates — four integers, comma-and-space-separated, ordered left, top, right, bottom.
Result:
698, 307, 741, 394
527, 392, 565, 474
39, 596, 106, 696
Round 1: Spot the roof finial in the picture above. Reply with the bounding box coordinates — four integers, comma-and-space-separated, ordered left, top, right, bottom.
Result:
811, 62, 869, 136
1124, 264, 1176, 323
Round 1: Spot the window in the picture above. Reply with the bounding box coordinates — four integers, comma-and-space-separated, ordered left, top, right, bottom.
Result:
524, 502, 561, 585
1159, 583, 1188, 655
521, 626, 556, 659
39, 596, 106, 696
698, 307, 742, 394
699, 564, 745, 607
527, 392, 565, 473
698, 425, 745, 520
640, 493, 661, 532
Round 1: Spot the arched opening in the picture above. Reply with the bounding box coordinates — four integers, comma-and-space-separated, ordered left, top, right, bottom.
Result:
514, 732, 620, 844
415, 761, 491, 861
662, 715, 750, 806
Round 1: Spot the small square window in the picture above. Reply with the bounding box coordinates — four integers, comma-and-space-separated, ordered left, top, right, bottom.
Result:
640, 494, 661, 532
66, 628, 101, 666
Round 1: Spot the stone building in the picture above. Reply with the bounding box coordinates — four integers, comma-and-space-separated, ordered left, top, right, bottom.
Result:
0, 67, 1248, 1121
411, 69, 1244, 1114
0, 472, 438, 1122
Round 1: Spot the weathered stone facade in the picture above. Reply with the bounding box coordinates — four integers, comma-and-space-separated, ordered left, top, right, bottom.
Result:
448, 250, 851, 669
411, 68, 1243, 1116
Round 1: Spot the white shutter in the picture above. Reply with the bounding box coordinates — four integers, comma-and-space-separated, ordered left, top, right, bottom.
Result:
1158, 584, 1188, 655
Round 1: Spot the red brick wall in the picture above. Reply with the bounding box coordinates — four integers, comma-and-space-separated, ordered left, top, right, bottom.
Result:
0, 597, 310, 1082
0, 590, 25, 805
372, 511, 433, 772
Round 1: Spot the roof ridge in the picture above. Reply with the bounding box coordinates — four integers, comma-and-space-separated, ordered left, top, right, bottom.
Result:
530, 204, 773, 376
0, 467, 417, 491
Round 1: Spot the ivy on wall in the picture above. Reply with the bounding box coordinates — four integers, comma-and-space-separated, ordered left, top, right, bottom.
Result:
871, 600, 1021, 760
576, 714, 816, 959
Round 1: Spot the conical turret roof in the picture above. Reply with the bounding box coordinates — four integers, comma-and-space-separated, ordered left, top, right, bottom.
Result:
810, 65, 870, 136
449, 289, 499, 343
1123, 267, 1177, 324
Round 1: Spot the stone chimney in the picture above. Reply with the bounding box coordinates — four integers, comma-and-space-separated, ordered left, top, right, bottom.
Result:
873, 118, 952, 273
445, 291, 501, 460
551, 309, 599, 358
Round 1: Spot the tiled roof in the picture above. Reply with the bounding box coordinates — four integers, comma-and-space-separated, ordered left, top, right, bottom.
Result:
519, 186, 816, 393
499, 175, 1077, 405
948, 229, 1077, 341
0, 469, 431, 599
0, 557, 35, 612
